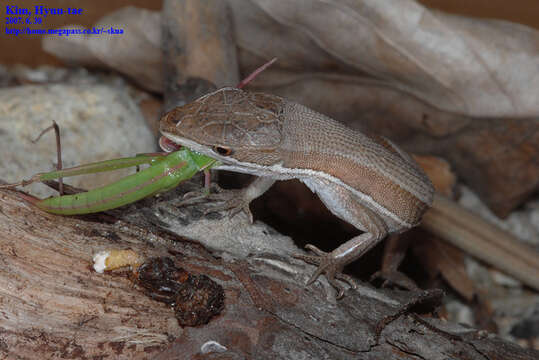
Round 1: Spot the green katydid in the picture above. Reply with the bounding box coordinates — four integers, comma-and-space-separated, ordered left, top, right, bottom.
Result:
10, 149, 219, 215
1, 58, 277, 215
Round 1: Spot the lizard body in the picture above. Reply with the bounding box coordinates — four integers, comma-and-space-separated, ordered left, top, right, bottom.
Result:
160, 87, 434, 297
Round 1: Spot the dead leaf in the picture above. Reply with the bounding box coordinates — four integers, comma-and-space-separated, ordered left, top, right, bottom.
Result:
233, 0, 539, 117
43, 7, 162, 92
413, 238, 476, 301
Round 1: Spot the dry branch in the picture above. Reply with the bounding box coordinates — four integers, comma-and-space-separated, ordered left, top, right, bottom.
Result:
1, 187, 537, 359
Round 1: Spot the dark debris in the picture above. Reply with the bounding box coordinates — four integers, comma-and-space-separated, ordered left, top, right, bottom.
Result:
134, 257, 225, 327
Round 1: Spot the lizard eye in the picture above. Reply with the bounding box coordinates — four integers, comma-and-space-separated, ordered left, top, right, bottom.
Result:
212, 146, 233, 156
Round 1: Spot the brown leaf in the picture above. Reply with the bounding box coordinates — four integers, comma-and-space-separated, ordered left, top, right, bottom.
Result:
233, 0, 539, 117
413, 155, 456, 197
413, 238, 476, 301
44, 2, 539, 117
43, 7, 162, 92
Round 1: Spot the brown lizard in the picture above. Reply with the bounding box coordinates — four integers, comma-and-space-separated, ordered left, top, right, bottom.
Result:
160, 87, 435, 297
160, 86, 539, 297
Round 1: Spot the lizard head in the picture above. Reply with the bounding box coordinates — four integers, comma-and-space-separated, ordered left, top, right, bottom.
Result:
160, 87, 285, 166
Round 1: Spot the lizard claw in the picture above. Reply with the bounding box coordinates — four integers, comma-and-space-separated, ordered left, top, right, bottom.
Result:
201, 189, 254, 223
224, 202, 254, 223
177, 183, 223, 204
294, 244, 357, 299
176, 190, 209, 206
175, 186, 254, 223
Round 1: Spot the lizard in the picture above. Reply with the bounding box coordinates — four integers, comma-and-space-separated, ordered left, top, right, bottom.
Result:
159, 86, 435, 298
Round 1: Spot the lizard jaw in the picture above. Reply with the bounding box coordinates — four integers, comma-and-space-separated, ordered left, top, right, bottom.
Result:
158, 136, 182, 152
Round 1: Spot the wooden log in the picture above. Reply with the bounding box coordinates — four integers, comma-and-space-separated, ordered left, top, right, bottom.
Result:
1, 187, 537, 359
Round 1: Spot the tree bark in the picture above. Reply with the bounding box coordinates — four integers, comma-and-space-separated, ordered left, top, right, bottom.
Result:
0, 187, 537, 359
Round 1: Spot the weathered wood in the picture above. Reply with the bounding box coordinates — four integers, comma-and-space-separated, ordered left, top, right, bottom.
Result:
0, 189, 185, 358
0, 188, 537, 359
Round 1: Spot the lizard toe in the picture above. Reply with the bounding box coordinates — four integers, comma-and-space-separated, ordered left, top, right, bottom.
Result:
292, 253, 322, 265
303, 244, 327, 256
294, 245, 353, 298
316, 264, 349, 299
226, 202, 253, 222
335, 272, 358, 290
185, 189, 252, 221
175, 191, 208, 206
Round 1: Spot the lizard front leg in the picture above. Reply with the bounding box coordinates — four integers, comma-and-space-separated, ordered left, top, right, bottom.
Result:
295, 179, 388, 298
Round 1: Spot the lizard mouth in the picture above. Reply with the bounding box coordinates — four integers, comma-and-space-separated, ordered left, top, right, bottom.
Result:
158, 136, 182, 153
159, 132, 219, 161
159, 132, 245, 174
160, 131, 289, 178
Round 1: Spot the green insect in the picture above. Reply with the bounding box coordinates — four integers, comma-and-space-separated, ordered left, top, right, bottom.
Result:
3, 148, 218, 215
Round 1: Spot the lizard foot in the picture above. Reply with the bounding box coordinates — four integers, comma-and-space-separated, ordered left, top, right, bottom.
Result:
294, 244, 357, 299
177, 187, 254, 223
175, 183, 223, 205
202, 189, 254, 223
370, 270, 419, 291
